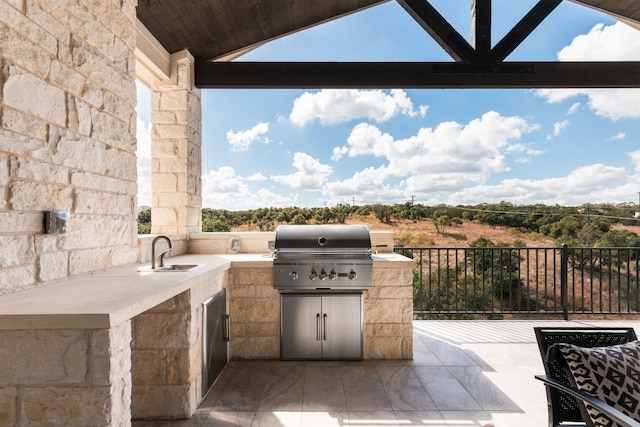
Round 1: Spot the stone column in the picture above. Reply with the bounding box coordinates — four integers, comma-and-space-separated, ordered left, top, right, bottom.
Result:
131, 290, 200, 419
150, 50, 202, 235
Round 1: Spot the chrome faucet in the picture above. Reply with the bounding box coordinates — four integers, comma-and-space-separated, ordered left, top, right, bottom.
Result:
151, 235, 172, 269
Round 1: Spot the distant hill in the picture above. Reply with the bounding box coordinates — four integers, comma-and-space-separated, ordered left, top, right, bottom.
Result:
346, 218, 556, 247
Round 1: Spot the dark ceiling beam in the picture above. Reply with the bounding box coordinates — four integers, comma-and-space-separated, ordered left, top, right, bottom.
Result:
472, 0, 491, 56
396, 0, 477, 62
488, 0, 563, 62
194, 61, 640, 89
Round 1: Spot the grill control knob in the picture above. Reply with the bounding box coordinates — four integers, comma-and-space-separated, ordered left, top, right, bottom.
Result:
329, 270, 337, 280
289, 271, 298, 281
348, 270, 357, 280
319, 269, 327, 280
309, 270, 317, 280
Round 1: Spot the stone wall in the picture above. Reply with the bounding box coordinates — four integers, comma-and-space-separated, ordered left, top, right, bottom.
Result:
131, 291, 198, 419
228, 266, 280, 359
364, 265, 414, 359
0, 0, 139, 295
131, 270, 227, 419
150, 52, 202, 236
0, 322, 132, 426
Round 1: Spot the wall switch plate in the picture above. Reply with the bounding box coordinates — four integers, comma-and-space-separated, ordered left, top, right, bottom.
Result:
44, 211, 68, 234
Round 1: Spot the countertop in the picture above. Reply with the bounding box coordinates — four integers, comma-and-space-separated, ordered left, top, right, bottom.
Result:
0, 254, 229, 330
0, 253, 412, 330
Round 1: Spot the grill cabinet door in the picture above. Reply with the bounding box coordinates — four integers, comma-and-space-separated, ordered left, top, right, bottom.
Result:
281, 294, 362, 360
281, 295, 323, 359
321, 294, 362, 359
202, 290, 228, 393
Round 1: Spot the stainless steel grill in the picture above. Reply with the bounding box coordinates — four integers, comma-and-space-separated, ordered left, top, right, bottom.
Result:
272, 224, 373, 290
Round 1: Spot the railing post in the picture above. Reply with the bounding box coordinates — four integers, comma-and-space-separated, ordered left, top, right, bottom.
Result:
560, 244, 569, 320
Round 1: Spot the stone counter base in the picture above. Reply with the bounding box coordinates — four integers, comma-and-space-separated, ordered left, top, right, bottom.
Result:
228, 264, 414, 360
0, 323, 132, 426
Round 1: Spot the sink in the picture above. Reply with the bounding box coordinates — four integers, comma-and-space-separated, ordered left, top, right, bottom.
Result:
153, 264, 203, 272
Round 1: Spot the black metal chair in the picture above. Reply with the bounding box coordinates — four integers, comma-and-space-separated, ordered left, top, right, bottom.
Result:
534, 326, 638, 427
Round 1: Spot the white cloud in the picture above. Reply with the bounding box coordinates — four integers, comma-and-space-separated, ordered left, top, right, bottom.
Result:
136, 117, 152, 207
629, 150, 640, 173
537, 22, 640, 120
203, 166, 246, 193
322, 111, 540, 203
289, 89, 427, 126
324, 172, 405, 206
201, 167, 298, 209
331, 145, 349, 161
336, 111, 537, 179
608, 132, 626, 141
446, 163, 636, 206
557, 22, 640, 61
507, 143, 545, 163
226, 122, 270, 151
247, 172, 267, 181
271, 153, 333, 190
567, 102, 581, 115
547, 120, 569, 140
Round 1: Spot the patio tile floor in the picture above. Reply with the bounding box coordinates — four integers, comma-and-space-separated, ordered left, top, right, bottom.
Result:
133, 319, 640, 427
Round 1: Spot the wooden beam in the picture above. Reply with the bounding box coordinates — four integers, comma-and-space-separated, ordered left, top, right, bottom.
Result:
397, 0, 476, 62
472, 0, 491, 56
194, 61, 640, 89
489, 0, 563, 62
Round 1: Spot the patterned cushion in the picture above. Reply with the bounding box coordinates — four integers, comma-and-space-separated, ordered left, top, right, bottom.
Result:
551, 340, 640, 427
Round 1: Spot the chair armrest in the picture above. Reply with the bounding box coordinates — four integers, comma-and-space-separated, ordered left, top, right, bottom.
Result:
535, 375, 640, 427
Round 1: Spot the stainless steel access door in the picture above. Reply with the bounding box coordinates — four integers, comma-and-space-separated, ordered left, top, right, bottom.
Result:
281, 293, 362, 360
320, 294, 362, 359
202, 290, 230, 393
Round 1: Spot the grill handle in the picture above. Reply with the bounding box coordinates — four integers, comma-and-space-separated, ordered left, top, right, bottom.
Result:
323, 313, 327, 341
222, 314, 230, 342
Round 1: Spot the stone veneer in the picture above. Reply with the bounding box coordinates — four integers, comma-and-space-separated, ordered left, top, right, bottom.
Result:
365, 265, 414, 359
150, 51, 202, 236
130, 269, 226, 420
0, 322, 132, 426
0, 0, 141, 295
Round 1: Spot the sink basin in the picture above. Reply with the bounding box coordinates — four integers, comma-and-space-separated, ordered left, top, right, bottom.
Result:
153, 264, 203, 272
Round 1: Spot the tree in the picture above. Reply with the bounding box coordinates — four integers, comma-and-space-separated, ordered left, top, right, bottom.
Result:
594, 229, 640, 268
466, 237, 524, 297
202, 217, 231, 232
413, 265, 492, 319
137, 208, 151, 234
433, 214, 450, 234
290, 213, 307, 225
372, 204, 391, 223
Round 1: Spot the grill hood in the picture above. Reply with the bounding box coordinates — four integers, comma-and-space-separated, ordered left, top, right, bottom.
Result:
273, 224, 371, 258
272, 224, 373, 290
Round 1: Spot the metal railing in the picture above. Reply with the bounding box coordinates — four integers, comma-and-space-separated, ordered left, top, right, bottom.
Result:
395, 245, 640, 320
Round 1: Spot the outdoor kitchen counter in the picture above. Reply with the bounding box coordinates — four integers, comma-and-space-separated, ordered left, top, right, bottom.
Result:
0, 252, 408, 331
225, 251, 414, 360
0, 254, 231, 330
0, 251, 414, 424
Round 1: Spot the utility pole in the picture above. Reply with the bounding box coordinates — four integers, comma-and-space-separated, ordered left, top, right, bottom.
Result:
352, 196, 355, 207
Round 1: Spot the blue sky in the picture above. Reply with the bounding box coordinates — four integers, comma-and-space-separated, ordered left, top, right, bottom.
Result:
136, 0, 640, 210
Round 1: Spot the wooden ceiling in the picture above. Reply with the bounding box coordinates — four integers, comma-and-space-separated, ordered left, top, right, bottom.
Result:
136, 0, 387, 62
136, 0, 640, 88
